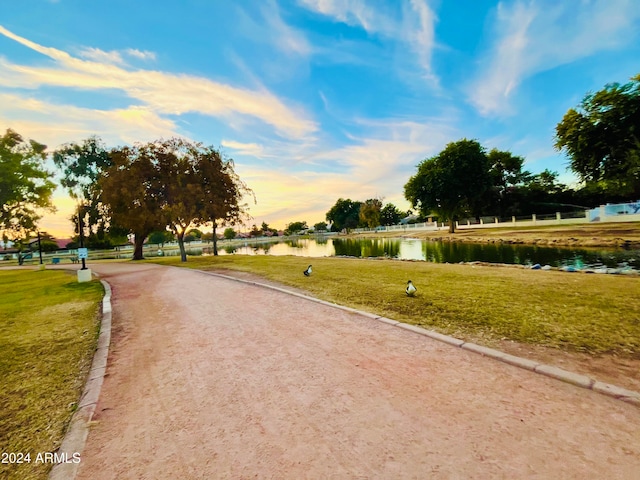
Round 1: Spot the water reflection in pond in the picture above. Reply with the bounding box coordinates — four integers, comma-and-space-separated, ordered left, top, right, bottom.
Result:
156, 237, 640, 272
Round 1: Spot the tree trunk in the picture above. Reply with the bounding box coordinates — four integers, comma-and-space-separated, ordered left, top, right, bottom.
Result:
177, 231, 187, 262
133, 233, 146, 260
212, 222, 218, 256
448, 219, 455, 233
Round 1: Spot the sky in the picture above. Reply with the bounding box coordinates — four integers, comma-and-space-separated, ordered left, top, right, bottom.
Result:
1, 0, 639, 237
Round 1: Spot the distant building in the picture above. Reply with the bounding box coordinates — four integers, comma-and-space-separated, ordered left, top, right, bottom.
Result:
399, 214, 418, 225
55, 238, 72, 249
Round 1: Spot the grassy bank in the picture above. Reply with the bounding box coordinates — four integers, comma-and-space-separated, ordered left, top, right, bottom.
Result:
151, 255, 640, 357
348, 221, 640, 247
0, 269, 103, 480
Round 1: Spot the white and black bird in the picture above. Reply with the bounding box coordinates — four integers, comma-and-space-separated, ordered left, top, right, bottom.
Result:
303, 265, 313, 276
405, 280, 417, 296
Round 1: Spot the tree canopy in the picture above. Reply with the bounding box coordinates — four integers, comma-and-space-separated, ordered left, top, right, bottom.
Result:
52, 136, 120, 247
149, 230, 174, 246
326, 198, 362, 232
99, 143, 166, 260
380, 203, 405, 226
359, 198, 383, 228
0, 129, 55, 239
555, 73, 640, 199
313, 221, 328, 231
404, 139, 491, 232
470, 148, 532, 219
99, 138, 252, 261
52, 136, 111, 201
153, 138, 204, 261
191, 143, 253, 255
284, 221, 308, 235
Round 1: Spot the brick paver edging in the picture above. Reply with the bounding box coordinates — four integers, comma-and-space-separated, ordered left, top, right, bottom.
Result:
195, 269, 640, 408
49, 279, 113, 480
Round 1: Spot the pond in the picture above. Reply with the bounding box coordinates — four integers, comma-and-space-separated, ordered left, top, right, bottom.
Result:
156, 237, 640, 273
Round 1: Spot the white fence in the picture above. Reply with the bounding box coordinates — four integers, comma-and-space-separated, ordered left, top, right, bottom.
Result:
354, 201, 640, 233
588, 201, 640, 222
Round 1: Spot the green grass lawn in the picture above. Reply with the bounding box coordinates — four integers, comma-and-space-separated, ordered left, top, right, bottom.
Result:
0, 269, 103, 480
151, 255, 640, 356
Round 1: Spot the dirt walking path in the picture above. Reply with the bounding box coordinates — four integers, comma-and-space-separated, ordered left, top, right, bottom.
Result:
74, 263, 640, 479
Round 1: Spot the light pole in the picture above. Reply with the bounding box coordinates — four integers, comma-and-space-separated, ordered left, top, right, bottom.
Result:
78, 204, 87, 271
76, 203, 91, 282
37, 231, 43, 265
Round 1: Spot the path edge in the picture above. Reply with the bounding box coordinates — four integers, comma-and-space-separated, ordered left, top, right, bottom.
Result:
195, 269, 640, 408
48, 279, 112, 480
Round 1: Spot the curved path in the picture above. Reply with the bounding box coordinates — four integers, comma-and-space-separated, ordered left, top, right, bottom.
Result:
72, 263, 638, 479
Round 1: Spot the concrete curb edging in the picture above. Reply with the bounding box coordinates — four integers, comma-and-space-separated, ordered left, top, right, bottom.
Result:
49, 280, 112, 480
196, 269, 640, 408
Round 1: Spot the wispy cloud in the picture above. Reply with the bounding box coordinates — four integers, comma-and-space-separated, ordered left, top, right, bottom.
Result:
77, 47, 124, 65
221, 140, 277, 158
298, 0, 438, 80
298, 0, 392, 33
77, 47, 157, 65
0, 93, 178, 147
325, 118, 455, 185
262, 0, 312, 56
0, 25, 317, 139
403, 0, 438, 81
124, 48, 156, 61
469, 0, 640, 116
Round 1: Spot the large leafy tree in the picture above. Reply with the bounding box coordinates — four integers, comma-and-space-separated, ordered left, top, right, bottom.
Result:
148, 229, 174, 246
326, 198, 362, 232
53, 136, 115, 247
555, 73, 640, 199
359, 198, 383, 228
190, 143, 253, 256
517, 169, 572, 214
475, 149, 532, 218
100, 139, 252, 261
313, 221, 328, 231
404, 139, 491, 233
99, 144, 166, 260
379, 203, 405, 226
0, 129, 55, 239
223, 227, 236, 240
150, 138, 203, 262
284, 221, 308, 235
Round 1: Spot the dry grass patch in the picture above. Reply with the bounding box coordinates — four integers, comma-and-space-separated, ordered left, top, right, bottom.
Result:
0, 269, 103, 480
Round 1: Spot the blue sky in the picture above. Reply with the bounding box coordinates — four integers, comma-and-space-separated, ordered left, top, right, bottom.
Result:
1, 0, 639, 236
